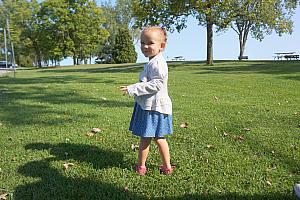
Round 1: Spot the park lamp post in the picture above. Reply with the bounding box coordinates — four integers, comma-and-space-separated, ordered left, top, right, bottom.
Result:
0, 27, 8, 68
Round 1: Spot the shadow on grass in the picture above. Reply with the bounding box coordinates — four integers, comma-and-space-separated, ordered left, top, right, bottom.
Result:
196, 61, 300, 77
37, 63, 144, 74
0, 74, 118, 85
14, 142, 296, 199
0, 83, 133, 126
14, 143, 295, 200
14, 142, 144, 199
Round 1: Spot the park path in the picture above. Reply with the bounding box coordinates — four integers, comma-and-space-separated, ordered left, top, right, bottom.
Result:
0, 69, 13, 76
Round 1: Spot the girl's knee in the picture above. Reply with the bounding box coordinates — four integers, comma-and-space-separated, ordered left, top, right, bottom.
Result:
154, 137, 166, 144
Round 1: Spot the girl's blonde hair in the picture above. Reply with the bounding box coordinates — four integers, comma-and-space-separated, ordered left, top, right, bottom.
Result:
143, 26, 167, 43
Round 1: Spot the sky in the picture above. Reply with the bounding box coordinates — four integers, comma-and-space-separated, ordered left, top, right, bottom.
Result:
61, 4, 300, 65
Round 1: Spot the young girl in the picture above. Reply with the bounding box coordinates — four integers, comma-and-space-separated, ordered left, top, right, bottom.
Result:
120, 26, 173, 175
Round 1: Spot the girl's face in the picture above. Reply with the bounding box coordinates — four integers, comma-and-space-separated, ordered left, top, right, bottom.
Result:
140, 29, 165, 59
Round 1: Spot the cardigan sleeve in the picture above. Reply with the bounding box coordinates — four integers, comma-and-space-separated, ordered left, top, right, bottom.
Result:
127, 61, 167, 97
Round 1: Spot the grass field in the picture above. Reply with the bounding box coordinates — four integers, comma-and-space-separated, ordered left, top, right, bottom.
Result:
0, 60, 299, 199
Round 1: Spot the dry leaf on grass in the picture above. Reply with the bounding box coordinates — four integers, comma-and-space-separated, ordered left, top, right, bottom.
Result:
223, 132, 230, 136
236, 135, 245, 141
206, 144, 215, 149
243, 128, 251, 131
124, 186, 129, 192
180, 122, 188, 128
131, 144, 139, 152
266, 180, 272, 186
214, 96, 219, 101
86, 128, 102, 137
63, 162, 75, 170
91, 128, 102, 133
85, 132, 95, 137
0, 193, 8, 200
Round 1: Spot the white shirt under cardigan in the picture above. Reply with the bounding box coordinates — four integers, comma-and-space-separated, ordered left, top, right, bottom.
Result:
127, 53, 172, 115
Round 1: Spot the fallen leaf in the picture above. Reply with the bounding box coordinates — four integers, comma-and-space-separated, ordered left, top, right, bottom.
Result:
91, 128, 102, 133
101, 97, 107, 101
124, 186, 129, 192
266, 180, 272, 186
85, 132, 95, 137
63, 162, 75, 170
223, 132, 229, 136
131, 144, 139, 151
0, 193, 8, 200
180, 122, 188, 128
236, 135, 245, 141
243, 128, 251, 131
206, 144, 215, 149
214, 96, 219, 100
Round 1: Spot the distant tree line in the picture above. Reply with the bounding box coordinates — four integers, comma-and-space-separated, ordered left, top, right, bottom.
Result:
0, 0, 137, 67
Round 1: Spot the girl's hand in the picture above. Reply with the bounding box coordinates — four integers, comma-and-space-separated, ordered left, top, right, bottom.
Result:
120, 86, 128, 95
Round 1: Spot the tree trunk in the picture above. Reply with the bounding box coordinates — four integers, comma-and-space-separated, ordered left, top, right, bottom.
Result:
238, 34, 245, 60
238, 22, 250, 60
206, 22, 214, 65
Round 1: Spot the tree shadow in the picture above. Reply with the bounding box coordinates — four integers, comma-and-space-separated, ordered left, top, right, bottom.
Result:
37, 63, 144, 74
0, 75, 117, 85
14, 142, 145, 200
0, 80, 133, 126
196, 61, 300, 77
166, 193, 296, 200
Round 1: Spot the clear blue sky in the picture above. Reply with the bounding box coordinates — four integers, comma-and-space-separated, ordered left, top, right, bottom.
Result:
61, 4, 300, 65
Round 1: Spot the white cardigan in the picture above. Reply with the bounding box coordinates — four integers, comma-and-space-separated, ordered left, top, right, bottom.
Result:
127, 53, 172, 115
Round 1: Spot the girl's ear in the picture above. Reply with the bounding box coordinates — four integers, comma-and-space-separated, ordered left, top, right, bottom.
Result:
160, 42, 166, 49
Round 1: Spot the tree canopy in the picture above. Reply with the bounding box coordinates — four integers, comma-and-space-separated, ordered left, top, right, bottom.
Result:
132, 0, 298, 64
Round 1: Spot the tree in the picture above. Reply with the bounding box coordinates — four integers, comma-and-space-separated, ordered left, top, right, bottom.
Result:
99, 0, 139, 63
40, 0, 109, 65
229, 0, 298, 60
132, 0, 233, 65
0, 0, 40, 67
112, 27, 137, 63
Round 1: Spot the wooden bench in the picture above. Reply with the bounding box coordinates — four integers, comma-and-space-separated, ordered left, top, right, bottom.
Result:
238, 56, 248, 60
284, 54, 299, 60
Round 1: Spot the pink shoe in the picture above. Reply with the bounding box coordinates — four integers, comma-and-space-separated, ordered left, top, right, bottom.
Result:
135, 165, 147, 175
159, 165, 175, 175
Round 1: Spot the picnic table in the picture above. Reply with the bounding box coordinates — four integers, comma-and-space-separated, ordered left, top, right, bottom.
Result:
172, 56, 185, 61
274, 52, 299, 60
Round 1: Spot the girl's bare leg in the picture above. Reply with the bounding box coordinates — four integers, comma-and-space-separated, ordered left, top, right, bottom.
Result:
138, 138, 152, 167
154, 138, 171, 169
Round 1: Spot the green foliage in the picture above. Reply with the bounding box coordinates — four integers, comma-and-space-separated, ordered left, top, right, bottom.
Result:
0, 61, 300, 199
98, 0, 139, 64
112, 27, 137, 64
0, 0, 109, 67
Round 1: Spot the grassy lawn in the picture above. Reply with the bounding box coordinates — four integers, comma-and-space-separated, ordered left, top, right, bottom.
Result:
0, 60, 299, 199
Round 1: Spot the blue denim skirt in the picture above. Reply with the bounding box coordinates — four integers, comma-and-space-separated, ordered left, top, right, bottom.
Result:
129, 103, 173, 138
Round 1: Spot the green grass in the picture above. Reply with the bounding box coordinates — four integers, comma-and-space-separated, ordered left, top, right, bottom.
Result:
0, 60, 299, 199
